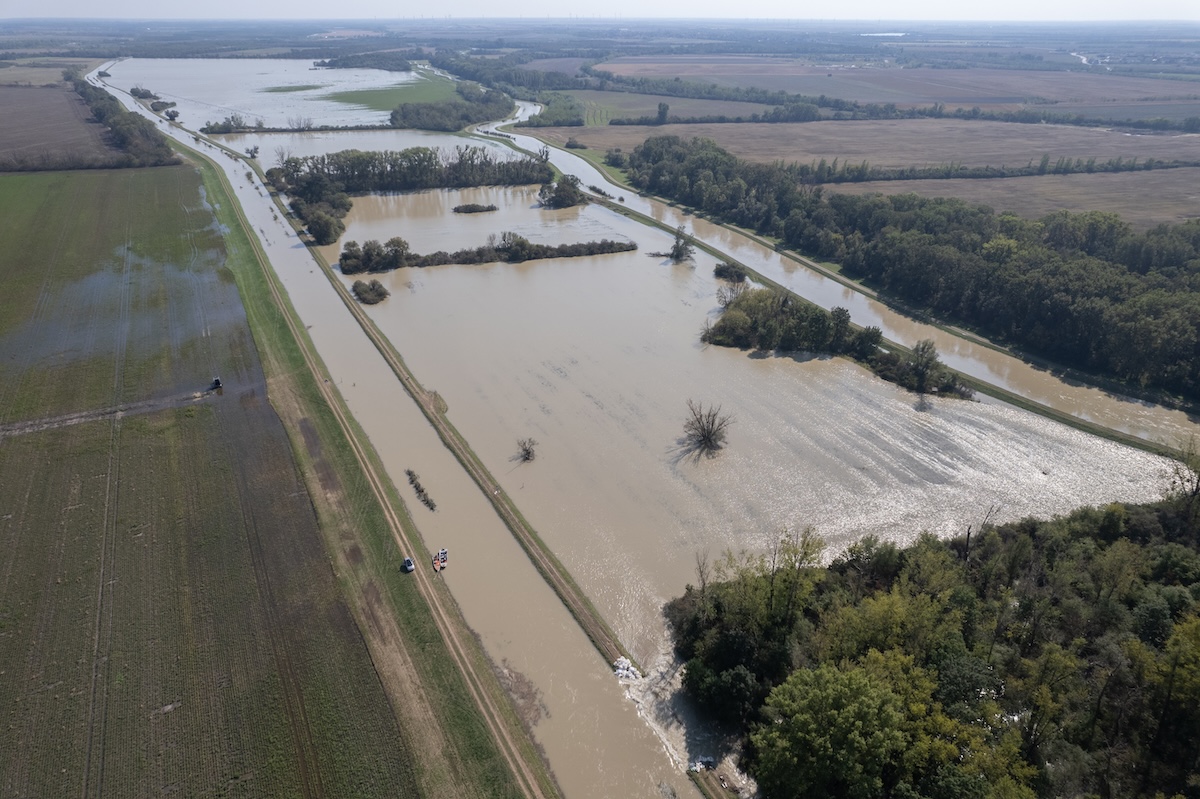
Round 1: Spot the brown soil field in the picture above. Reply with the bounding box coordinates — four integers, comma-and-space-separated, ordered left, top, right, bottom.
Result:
0, 86, 121, 169
0, 168, 417, 798
531, 119, 1200, 170
829, 167, 1200, 230
520, 57, 588, 76
0, 57, 103, 87
596, 57, 1200, 111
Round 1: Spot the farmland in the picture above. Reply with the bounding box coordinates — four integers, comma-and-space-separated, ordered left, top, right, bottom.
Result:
561, 89, 770, 125
0, 86, 122, 169
594, 56, 1200, 114
0, 163, 534, 798
829, 166, 1200, 229
529, 118, 1200, 170
527, 119, 1200, 223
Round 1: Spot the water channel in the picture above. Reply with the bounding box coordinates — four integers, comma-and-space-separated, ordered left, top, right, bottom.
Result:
99, 59, 1191, 798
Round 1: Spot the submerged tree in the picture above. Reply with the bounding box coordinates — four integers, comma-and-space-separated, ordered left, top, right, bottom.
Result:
517, 437, 538, 463
683, 399, 733, 454
669, 225, 695, 263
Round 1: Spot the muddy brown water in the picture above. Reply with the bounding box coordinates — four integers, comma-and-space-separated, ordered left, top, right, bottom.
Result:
323, 188, 1175, 671
98, 66, 1191, 798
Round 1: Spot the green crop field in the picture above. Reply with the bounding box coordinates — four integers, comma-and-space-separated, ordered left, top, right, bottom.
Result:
263, 83, 325, 93
0, 167, 419, 798
564, 89, 772, 126
327, 71, 459, 112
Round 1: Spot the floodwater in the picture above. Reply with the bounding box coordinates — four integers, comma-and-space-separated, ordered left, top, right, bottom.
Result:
93, 65, 698, 799
215, 129, 514, 166
327, 188, 1174, 671
93, 61, 1188, 798
487, 105, 1200, 447
105, 58, 417, 128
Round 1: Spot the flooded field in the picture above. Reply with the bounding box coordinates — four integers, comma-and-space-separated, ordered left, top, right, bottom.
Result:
94, 62, 1191, 798
105, 58, 415, 127
328, 189, 1174, 667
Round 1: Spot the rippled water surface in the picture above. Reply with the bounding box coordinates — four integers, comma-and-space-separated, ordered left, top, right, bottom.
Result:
330, 188, 1174, 664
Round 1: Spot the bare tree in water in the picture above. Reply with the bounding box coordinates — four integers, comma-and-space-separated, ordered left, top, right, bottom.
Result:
683, 400, 733, 454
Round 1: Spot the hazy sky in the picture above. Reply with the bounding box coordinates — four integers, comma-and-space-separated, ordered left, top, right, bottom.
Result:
9, 0, 1200, 22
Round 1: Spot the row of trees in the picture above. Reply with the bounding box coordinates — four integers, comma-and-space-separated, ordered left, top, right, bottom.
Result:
61, 69, 177, 168
623, 135, 1200, 400
266, 146, 553, 244
337, 233, 636, 273
667, 479, 1200, 798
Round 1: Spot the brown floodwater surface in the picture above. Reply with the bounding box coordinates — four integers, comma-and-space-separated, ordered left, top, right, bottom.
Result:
97, 66, 1191, 797
332, 191, 1174, 671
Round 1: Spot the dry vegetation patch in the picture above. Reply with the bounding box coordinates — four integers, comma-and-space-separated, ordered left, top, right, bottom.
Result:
596, 56, 1200, 110
830, 167, 1200, 230
533, 119, 1200, 170
0, 86, 122, 169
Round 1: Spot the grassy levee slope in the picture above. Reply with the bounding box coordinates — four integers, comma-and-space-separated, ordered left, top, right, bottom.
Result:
0, 167, 421, 798
193, 152, 552, 799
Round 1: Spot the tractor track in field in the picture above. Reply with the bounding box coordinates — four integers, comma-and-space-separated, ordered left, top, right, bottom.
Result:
81, 217, 133, 799
0, 389, 224, 439
211, 160, 555, 799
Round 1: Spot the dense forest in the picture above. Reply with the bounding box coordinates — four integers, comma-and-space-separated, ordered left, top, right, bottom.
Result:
265, 146, 553, 244
623, 135, 1200, 401
667, 469, 1200, 798
337, 233, 636, 272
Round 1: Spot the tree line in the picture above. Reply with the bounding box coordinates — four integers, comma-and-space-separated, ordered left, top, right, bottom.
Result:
40, 69, 179, 170
624, 135, 1200, 402
337, 233, 636, 273
667, 468, 1200, 798
265, 146, 553, 244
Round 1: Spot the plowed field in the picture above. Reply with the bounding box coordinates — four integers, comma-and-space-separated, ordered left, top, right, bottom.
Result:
0, 167, 417, 798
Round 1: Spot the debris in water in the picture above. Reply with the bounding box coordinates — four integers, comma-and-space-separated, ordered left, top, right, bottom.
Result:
613, 656, 641, 681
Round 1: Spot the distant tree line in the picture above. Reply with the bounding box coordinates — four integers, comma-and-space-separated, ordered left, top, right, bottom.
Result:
337, 233, 635, 273
266, 145, 553, 244
390, 81, 514, 132
625, 134, 1200, 401
666, 465, 1200, 798
314, 52, 413, 72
